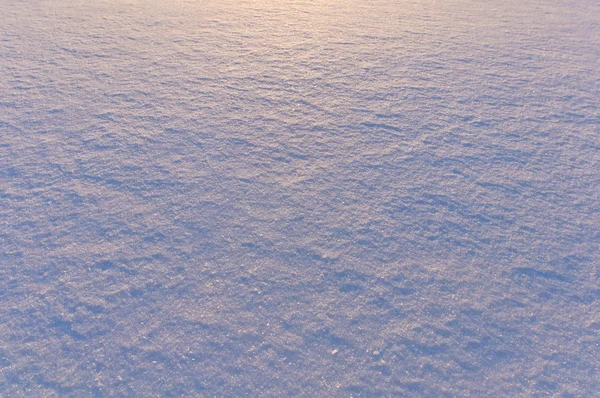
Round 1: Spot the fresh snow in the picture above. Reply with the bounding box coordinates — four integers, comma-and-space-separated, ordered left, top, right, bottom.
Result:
1, 0, 599, 396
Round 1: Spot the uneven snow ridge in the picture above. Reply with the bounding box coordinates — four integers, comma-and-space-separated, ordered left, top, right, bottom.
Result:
1, 0, 599, 396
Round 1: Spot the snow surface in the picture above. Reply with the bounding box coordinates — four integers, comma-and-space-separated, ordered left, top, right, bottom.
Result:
1, 0, 599, 396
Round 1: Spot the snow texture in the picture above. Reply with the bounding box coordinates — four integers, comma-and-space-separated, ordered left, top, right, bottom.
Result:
1, 0, 599, 396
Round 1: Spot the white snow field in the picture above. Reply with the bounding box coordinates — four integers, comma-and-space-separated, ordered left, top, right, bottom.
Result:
1, 0, 599, 396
